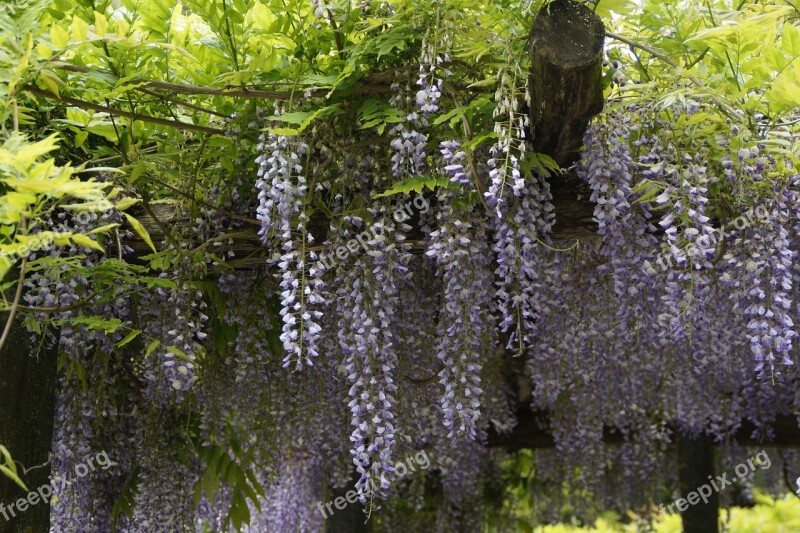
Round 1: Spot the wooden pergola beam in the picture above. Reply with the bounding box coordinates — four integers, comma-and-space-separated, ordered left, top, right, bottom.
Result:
488, 408, 800, 450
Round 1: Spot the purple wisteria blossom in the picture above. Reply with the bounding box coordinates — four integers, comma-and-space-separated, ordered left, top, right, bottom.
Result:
255, 131, 324, 370
427, 191, 493, 440
416, 64, 442, 117
439, 140, 471, 186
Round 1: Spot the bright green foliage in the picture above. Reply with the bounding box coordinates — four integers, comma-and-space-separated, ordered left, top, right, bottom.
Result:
611, 0, 800, 124
505, 492, 800, 532
0, 443, 29, 492
0, 132, 114, 280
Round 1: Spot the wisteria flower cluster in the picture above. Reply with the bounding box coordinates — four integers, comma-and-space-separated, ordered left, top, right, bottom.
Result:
388, 83, 428, 178
255, 130, 325, 370
427, 192, 493, 440
333, 213, 408, 502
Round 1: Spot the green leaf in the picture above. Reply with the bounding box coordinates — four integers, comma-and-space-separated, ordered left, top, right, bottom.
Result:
373, 176, 452, 198
50, 24, 69, 49
764, 45, 787, 71
147, 276, 178, 289
123, 213, 156, 253
357, 99, 407, 134
212, 323, 237, 354
767, 62, 800, 112
115, 329, 141, 348
0, 464, 28, 492
298, 73, 338, 87
127, 163, 145, 184
94, 11, 108, 37
73, 130, 88, 148
71, 233, 105, 252
0, 445, 28, 492
525, 153, 561, 177
73, 360, 88, 392
267, 110, 314, 125
268, 127, 299, 136
166, 345, 193, 361
462, 132, 499, 152
432, 106, 467, 127
782, 23, 800, 56
87, 223, 119, 235
687, 5, 792, 55
24, 316, 41, 335
111, 467, 140, 529
467, 76, 497, 88
116, 198, 140, 211
70, 15, 88, 41
632, 181, 664, 204
144, 339, 160, 359
192, 280, 225, 315
59, 316, 123, 333
267, 105, 341, 134
593, 0, 634, 19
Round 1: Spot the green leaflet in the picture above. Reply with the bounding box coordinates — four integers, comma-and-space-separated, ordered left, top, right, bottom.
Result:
373, 176, 453, 198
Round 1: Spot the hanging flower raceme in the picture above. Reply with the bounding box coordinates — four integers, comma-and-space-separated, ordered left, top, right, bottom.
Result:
277, 222, 325, 371
485, 145, 524, 215
440, 140, 471, 186
217, 270, 274, 399
579, 115, 659, 322
335, 214, 405, 502
484, 69, 529, 215
130, 420, 198, 532
718, 150, 797, 379
50, 379, 97, 532
255, 132, 307, 244
416, 35, 451, 117
653, 161, 717, 342
255, 130, 324, 370
427, 191, 494, 440
434, 438, 486, 531
257, 449, 323, 532
416, 62, 443, 117
740, 186, 796, 379
139, 280, 208, 403
580, 120, 635, 271
389, 83, 427, 178
493, 172, 554, 355
442, 116, 552, 360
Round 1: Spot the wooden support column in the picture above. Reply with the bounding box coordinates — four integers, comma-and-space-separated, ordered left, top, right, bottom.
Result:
324, 470, 372, 533
0, 320, 58, 533
528, 0, 606, 167
677, 431, 719, 533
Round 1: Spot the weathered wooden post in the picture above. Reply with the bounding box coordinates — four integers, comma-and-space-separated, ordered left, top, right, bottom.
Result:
677, 432, 719, 533
0, 320, 58, 533
528, 0, 605, 167
527, 0, 605, 240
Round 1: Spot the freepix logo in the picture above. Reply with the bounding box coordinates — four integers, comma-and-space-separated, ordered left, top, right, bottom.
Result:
659, 450, 771, 516
317, 450, 431, 519
0, 451, 113, 522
